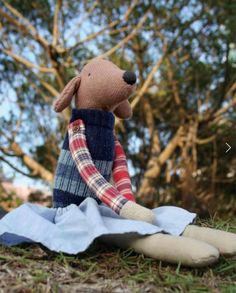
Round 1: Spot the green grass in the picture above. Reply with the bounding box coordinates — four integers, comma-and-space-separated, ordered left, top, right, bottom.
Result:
0, 219, 235, 292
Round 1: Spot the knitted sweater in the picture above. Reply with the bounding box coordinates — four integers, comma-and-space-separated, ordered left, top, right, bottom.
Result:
53, 108, 135, 210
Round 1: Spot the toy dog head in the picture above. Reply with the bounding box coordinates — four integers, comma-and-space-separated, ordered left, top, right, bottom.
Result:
53, 58, 136, 119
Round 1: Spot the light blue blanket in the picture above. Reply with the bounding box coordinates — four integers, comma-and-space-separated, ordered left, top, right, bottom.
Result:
0, 198, 196, 254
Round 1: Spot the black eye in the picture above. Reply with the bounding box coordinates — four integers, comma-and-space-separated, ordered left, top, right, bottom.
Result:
88, 73, 91, 76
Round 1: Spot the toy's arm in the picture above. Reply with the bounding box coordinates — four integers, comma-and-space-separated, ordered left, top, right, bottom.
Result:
112, 137, 136, 202
68, 119, 155, 223
68, 119, 127, 214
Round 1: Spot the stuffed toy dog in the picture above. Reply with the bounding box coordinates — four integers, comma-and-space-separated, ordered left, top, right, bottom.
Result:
0, 58, 235, 267
52, 58, 236, 267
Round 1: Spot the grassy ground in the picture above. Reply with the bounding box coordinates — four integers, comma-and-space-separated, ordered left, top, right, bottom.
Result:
0, 218, 235, 293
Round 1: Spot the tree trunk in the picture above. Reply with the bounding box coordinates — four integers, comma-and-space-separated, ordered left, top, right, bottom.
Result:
137, 126, 183, 206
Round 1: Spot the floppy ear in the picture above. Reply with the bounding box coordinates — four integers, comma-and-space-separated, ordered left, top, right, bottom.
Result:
53, 76, 81, 112
114, 100, 133, 119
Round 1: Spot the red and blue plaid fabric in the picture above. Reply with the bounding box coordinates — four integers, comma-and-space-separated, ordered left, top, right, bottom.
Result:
112, 138, 136, 202
68, 119, 129, 214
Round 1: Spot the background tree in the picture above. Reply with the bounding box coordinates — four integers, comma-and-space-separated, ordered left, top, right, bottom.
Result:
0, 0, 235, 216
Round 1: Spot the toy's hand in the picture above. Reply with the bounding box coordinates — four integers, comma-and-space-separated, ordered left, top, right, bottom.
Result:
119, 201, 155, 224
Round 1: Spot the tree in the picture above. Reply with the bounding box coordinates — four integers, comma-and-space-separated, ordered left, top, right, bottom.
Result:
0, 0, 235, 216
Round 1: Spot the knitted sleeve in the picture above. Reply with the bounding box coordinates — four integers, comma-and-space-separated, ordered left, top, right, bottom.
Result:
68, 119, 128, 214
112, 137, 136, 202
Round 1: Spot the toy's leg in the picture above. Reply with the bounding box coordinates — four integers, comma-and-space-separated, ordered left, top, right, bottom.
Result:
183, 225, 236, 256
100, 233, 219, 267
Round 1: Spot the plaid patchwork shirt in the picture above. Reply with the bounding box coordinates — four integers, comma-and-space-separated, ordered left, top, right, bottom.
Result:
68, 119, 135, 214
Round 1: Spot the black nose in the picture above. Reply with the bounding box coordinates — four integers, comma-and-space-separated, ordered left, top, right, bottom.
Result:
123, 71, 136, 85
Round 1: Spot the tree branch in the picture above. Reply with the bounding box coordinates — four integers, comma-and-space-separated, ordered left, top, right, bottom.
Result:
115, 45, 168, 128
40, 80, 60, 97
0, 155, 36, 178
213, 83, 236, 118
0, 147, 18, 157
166, 57, 186, 119
2, 47, 65, 90
52, 0, 62, 47
68, 0, 139, 52
142, 98, 161, 157
134, 46, 168, 103
65, 1, 98, 41
0, 4, 48, 49
76, 1, 98, 26
137, 126, 183, 200
97, 11, 149, 59
3, 142, 54, 183
196, 135, 216, 145
2, 48, 56, 74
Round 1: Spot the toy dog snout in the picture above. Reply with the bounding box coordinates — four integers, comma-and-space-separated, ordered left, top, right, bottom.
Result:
123, 71, 136, 85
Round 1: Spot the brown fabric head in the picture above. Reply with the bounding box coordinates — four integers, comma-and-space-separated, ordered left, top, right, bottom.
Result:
53, 58, 136, 119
